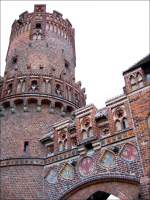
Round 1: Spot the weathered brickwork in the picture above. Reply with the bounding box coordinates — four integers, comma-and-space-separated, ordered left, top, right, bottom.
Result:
0, 4, 150, 200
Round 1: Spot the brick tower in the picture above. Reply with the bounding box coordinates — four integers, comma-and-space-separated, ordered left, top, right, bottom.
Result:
0, 4, 86, 199
1, 4, 150, 200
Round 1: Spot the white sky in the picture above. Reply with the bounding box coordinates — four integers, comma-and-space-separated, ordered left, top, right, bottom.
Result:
0, 1, 149, 109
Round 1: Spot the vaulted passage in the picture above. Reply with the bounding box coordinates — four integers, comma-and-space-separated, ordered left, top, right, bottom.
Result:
87, 191, 110, 200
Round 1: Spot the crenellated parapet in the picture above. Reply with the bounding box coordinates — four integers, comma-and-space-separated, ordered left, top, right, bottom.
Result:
10, 5, 75, 51
5, 6, 77, 87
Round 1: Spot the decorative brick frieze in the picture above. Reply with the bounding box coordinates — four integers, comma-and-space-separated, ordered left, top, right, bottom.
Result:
0, 158, 44, 167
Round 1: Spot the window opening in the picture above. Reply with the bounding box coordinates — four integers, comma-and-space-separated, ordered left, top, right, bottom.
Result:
24, 141, 29, 153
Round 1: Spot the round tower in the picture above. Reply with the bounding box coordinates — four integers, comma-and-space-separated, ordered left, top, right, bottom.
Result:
0, 5, 86, 199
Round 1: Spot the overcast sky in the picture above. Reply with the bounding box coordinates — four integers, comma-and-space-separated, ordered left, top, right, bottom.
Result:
0, 1, 149, 109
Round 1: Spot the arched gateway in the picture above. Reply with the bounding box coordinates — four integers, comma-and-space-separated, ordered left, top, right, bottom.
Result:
59, 176, 140, 200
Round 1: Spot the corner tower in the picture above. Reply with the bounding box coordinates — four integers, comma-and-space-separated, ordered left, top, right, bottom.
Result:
0, 5, 86, 199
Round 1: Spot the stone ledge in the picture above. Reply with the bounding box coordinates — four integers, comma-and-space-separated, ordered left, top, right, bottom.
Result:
0, 157, 44, 167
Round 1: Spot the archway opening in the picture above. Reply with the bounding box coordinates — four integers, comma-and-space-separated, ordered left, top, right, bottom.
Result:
87, 191, 120, 200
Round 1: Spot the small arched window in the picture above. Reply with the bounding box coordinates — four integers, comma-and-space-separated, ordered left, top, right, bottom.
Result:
22, 80, 26, 92
31, 80, 38, 91
137, 73, 144, 88
130, 76, 137, 90
122, 118, 128, 129
115, 120, 122, 131
7, 83, 13, 95
55, 84, 62, 97
59, 141, 64, 152
64, 139, 67, 150
17, 80, 22, 93
148, 115, 150, 129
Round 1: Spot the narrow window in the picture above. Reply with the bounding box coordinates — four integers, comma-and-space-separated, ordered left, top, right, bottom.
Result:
122, 118, 128, 129
64, 139, 67, 150
130, 76, 137, 90
27, 64, 31, 69
7, 83, 13, 95
12, 55, 18, 64
137, 73, 144, 88
65, 62, 69, 69
64, 60, 69, 69
59, 141, 64, 152
24, 141, 29, 153
55, 84, 62, 97
31, 80, 38, 91
115, 120, 122, 131
17, 80, 21, 93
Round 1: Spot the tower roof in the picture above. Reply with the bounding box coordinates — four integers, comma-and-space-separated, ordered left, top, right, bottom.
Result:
123, 54, 150, 75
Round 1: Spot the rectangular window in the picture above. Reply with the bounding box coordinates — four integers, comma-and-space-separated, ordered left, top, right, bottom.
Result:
24, 141, 29, 153
64, 60, 69, 69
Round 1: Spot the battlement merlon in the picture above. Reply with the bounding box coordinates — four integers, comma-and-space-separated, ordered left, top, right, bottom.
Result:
11, 5, 74, 38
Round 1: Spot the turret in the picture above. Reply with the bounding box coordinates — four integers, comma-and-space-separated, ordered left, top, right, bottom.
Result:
1, 4, 86, 116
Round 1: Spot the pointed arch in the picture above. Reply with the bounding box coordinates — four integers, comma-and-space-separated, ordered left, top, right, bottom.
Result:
59, 175, 139, 200
122, 117, 128, 129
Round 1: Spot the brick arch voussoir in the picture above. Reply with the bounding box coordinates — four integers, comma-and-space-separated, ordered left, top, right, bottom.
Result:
59, 175, 140, 200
